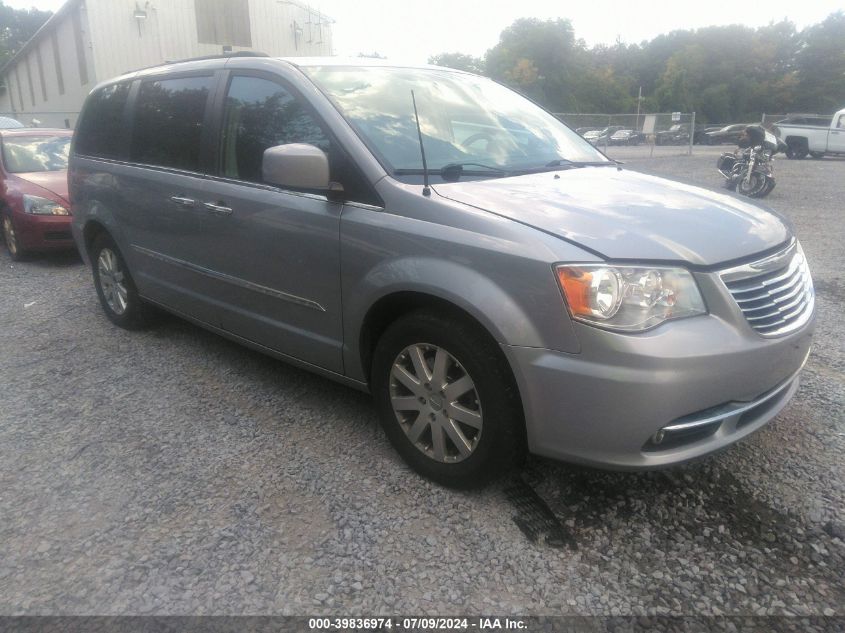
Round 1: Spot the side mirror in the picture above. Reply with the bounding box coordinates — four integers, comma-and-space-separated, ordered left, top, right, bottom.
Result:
262, 143, 330, 191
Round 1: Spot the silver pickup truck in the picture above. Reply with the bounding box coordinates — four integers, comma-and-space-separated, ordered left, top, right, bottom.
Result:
775, 108, 845, 159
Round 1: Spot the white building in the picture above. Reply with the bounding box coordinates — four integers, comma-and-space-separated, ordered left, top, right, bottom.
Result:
0, 0, 334, 128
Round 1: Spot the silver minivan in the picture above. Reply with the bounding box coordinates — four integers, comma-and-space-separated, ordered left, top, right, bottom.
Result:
70, 55, 815, 487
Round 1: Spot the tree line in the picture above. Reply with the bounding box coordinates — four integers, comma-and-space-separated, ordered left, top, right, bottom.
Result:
3, 3, 843, 123
0, 2, 52, 66
429, 12, 845, 123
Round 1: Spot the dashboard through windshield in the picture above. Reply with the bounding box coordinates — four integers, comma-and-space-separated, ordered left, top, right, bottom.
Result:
302, 66, 608, 182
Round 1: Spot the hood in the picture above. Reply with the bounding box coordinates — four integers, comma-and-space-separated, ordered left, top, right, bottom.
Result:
14, 171, 69, 205
433, 167, 790, 267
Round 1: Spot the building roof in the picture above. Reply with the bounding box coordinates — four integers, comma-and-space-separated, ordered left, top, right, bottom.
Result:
0, 0, 83, 77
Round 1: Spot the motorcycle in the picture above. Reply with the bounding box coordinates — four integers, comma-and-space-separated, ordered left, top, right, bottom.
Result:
716, 128, 780, 198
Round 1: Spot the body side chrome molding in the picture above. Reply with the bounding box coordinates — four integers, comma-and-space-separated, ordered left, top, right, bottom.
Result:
131, 244, 326, 312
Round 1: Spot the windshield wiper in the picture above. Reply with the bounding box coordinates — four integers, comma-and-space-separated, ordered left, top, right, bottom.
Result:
440, 162, 512, 182
511, 159, 618, 175
394, 158, 618, 181
394, 162, 513, 182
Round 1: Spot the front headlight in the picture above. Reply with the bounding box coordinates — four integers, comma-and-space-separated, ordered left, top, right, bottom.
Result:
23, 194, 69, 216
555, 264, 706, 332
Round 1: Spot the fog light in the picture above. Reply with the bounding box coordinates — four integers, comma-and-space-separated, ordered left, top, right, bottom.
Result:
651, 430, 665, 445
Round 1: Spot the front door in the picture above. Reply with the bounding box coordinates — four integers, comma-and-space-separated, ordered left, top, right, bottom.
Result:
828, 113, 845, 153
186, 73, 345, 372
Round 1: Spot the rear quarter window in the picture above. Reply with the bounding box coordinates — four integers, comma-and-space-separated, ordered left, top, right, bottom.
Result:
75, 83, 131, 159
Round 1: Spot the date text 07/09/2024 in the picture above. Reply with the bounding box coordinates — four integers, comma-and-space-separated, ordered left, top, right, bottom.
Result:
308, 617, 528, 630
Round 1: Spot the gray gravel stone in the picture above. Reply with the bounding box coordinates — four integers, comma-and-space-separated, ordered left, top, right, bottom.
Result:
0, 148, 842, 616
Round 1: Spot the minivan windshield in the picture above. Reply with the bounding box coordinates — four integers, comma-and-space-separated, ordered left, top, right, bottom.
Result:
303, 66, 608, 181
2, 135, 71, 173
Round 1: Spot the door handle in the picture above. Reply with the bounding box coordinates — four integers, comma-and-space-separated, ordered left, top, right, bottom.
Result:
203, 202, 233, 215
170, 196, 195, 207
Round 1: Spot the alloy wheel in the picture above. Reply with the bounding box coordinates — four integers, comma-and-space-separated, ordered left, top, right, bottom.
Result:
389, 343, 483, 463
97, 247, 129, 315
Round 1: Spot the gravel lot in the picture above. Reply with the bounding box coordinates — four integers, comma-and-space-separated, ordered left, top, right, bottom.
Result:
1, 149, 843, 617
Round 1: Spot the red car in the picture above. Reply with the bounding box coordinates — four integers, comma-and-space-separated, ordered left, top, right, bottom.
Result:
1, 128, 74, 260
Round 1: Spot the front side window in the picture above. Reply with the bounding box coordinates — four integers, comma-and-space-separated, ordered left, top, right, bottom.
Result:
130, 75, 213, 172
302, 66, 607, 181
75, 83, 130, 159
221, 75, 330, 183
2, 135, 71, 173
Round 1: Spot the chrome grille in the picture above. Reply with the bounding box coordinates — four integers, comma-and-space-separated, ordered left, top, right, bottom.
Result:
721, 242, 814, 337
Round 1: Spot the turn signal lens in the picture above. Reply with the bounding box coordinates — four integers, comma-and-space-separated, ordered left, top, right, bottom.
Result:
556, 267, 622, 319
556, 264, 706, 332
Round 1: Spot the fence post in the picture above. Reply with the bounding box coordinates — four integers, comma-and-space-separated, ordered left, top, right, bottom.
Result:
649, 113, 655, 158
689, 112, 695, 155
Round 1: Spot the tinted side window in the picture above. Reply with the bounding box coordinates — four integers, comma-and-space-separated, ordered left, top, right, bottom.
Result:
221, 75, 380, 205
221, 75, 330, 183
130, 76, 213, 171
75, 83, 130, 159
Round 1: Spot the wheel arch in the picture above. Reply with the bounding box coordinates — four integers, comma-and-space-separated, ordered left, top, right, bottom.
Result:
359, 291, 508, 384
82, 219, 110, 259
784, 135, 809, 147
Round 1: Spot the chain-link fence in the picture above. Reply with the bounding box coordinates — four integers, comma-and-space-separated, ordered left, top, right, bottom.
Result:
0, 111, 78, 129
553, 112, 710, 158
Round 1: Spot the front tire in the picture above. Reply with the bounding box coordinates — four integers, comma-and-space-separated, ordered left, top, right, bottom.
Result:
91, 233, 155, 329
2, 213, 27, 261
371, 310, 525, 488
736, 170, 770, 198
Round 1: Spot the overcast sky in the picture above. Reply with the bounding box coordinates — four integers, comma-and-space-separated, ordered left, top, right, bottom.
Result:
4, 0, 843, 62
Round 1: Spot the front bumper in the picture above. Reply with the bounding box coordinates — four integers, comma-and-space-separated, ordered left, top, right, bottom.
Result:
503, 286, 814, 469
14, 212, 75, 251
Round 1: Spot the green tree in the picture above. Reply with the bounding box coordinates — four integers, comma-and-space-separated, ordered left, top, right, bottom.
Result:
485, 18, 586, 110
793, 11, 845, 112
426, 11, 844, 120
0, 2, 52, 65
427, 52, 484, 74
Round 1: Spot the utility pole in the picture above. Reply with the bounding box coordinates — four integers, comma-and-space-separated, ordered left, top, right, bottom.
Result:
636, 86, 643, 131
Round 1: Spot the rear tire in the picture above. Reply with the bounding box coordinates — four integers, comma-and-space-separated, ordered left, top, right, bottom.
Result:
786, 139, 808, 160
371, 310, 525, 488
91, 233, 156, 329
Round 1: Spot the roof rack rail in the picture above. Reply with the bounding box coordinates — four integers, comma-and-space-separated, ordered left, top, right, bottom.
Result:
127, 51, 269, 74
163, 51, 270, 64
